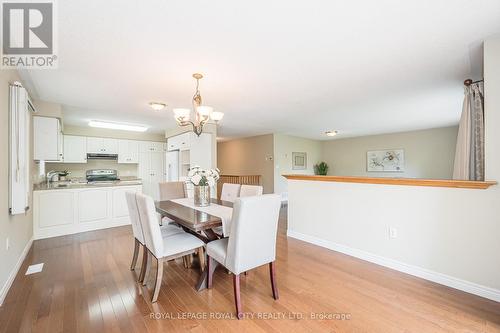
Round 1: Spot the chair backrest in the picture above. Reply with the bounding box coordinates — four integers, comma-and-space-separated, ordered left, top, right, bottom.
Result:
220, 183, 241, 202
159, 181, 186, 201
225, 194, 281, 274
125, 191, 144, 244
136, 193, 164, 258
239, 184, 263, 197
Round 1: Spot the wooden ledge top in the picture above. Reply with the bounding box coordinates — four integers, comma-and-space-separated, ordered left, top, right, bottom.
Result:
283, 175, 497, 189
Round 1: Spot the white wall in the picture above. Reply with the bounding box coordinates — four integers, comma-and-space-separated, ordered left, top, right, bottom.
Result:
321, 126, 458, 179
0, 70, 34, 305
273, 134, 322, 195
286, 37, 500, 302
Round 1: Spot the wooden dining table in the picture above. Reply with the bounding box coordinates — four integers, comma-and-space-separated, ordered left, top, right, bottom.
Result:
155, 198, 233, 291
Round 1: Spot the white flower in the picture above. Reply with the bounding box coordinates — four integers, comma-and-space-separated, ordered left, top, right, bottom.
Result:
191, 174, 202, 185
207, 176, 215, 187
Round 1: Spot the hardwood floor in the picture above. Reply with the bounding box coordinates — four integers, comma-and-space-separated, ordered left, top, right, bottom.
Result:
1, 208, 500, 332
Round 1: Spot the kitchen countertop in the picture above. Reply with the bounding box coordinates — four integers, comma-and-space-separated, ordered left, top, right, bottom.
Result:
34, 177, 143, 191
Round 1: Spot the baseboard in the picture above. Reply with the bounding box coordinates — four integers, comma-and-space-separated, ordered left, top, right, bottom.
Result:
0, 237, 33, 306
287, 229, 500, 303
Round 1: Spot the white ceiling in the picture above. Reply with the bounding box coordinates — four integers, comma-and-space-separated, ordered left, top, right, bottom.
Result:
21, 0, 500, 140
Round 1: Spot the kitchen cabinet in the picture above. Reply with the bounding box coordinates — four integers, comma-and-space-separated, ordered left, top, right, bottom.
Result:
138, 146, 165, 200
167, 132, 190, 151
33, 185, 142, 239
118, 139, 139, 163
63, 135, 87, 163
33, 116, 63, 161
139, 141, 165, 153
87, 137, 118, 154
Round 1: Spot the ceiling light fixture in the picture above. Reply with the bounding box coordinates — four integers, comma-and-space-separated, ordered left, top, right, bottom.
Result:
149, 102, 166, 111
172, 73, 224, 137
325, 130, 338, 137
88, 120, 149, 132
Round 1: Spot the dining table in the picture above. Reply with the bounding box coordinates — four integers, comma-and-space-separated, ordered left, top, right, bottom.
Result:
155, 197, 233, 291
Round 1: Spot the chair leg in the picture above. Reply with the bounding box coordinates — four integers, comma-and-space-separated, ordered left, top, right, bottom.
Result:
130, 238, 140, 271
142, 253, 152, 286
182, 256, 189, 268
138, 245, 148, 283
207, 256, 213, 289
152, 258, 164, 303
269, 261, 279, 300
198, 247, 206, 273
233, 274, 242, 319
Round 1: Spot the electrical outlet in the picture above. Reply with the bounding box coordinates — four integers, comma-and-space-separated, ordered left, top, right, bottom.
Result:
6, 238, 10, 250
389, 227, 398, 239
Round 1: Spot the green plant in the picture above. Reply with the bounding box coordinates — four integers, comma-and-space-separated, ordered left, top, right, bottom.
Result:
314, 162, 329, 175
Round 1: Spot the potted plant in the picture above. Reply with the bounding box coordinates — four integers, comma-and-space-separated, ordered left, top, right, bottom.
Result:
314, 162, 329, 176
187, 166, 220, 206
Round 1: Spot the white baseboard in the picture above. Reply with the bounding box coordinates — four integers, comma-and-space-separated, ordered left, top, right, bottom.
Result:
287, 229, 500, 303
0, 237, 33, 306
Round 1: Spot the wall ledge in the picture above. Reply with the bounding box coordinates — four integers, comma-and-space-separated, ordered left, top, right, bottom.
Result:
283, 175, 497, 189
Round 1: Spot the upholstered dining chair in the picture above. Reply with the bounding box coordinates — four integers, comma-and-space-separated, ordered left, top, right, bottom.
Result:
135, 192, 206, 302
159, 181, 186, 201
220, 183, 241, 202
239, 184, 263, 197
125, 191, 184, 283
206, 194, 281, 318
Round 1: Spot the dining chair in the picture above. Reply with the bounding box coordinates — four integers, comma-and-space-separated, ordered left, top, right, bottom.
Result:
135, 192, 206, 302
125, 191, 185, 283
239, 184, 263, 197
220, 183, 241, 202
206, 194, 281, 318
159, 181, 186, 200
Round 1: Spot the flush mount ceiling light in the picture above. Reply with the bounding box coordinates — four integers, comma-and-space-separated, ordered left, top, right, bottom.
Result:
172, 73, 224, 137
325, 130, 338, 137
88, 120, 149, 132
149, 102, 166, 111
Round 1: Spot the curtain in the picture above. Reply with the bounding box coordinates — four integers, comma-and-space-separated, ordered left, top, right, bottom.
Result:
452, 83, 484, 181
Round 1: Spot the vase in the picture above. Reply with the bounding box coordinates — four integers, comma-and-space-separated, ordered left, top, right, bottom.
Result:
194, 185, 210, 207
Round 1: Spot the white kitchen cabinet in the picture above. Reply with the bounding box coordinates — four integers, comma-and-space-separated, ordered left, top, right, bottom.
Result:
139, 141, 165, 153
87, 137, 118, 154
138, 146, 165, 200
167, 132, 190, 151
118, 139, 139, 163
63, 135, 87, 163
33, 116, 63, 161
33, 185, 142, 239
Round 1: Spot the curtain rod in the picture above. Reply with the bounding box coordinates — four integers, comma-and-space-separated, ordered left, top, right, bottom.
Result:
464, 79, 483, 86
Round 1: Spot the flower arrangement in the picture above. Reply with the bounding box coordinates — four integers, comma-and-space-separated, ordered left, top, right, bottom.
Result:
187, 166, 220, 187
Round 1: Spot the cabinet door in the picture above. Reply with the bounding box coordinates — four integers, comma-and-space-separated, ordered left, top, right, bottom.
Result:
38, 191, 74, 228
167, 135, 180, 151
118, 140, 139, 163
150, 152, 164, 200
139, 141, 152, 153
138, 152, 151, 196
150, 142, 164, 153
86, 137, 103, 153
179, 133, 191, 150
78, 189, 109, 223
102, 138, 118, 154
34, 116, 60, 161
112, 187, 138, 218
63, 135, 87, 163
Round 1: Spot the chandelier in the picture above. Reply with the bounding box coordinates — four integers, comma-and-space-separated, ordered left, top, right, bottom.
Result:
172, 73, 224, 136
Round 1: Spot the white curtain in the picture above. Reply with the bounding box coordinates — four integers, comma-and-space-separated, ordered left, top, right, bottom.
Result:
453, 83, 484, 181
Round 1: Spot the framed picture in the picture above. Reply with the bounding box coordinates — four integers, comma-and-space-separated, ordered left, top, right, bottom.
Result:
367, 149, 405, 172
292, 152, 307, 170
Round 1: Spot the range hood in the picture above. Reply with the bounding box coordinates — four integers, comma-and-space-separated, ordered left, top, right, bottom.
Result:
86, 153, 118, 160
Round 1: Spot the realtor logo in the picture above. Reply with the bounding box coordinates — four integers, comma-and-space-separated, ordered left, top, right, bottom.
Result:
1, 0, 57, 68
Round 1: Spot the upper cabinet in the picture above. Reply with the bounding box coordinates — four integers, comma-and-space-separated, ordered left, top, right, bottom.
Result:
118, 139, 139, 164
87, 137, 118, 154
139, 141, 165, 153
63, 135, 87, 163
167, 132, 191, 151
34, 116, 63, 161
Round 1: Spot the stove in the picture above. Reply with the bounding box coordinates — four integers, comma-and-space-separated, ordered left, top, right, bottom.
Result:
86, 169, 119, 183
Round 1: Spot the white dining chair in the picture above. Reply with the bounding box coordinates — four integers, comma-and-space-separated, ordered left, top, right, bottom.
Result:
206, 194, 281, 318
220, 183, 241, 202
125, 191, 185, 283
135, 192, 206, 302
239, 184, 263, 197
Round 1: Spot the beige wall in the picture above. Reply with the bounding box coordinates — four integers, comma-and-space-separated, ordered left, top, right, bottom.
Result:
273, 134, 322, 195
0, 70, 34, 303
217, 134, 274, 193
321, 126, 458, 179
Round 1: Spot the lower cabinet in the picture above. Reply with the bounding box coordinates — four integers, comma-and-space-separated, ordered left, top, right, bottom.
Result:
33, 185, 142, 239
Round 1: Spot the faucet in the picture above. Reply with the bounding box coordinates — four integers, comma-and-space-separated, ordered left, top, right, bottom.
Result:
46, 170, 59, 184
